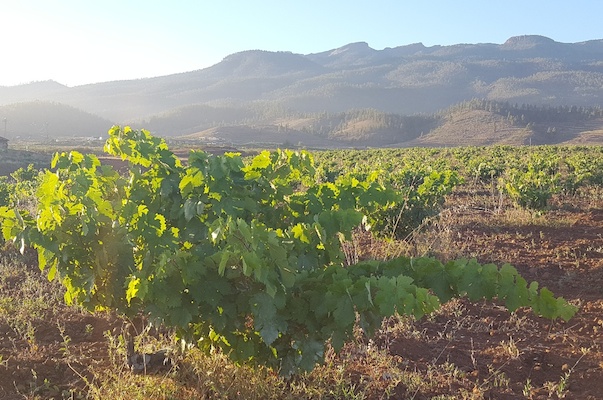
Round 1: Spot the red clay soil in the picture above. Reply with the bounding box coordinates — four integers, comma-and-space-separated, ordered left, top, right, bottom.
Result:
384, 194, 603, 399
0, 308, 122, 399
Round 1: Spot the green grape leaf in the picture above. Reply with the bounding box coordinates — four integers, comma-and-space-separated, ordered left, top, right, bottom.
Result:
170, 306, 193, 328
291, 223, 310, 244
297, 339, 324, 372
333, 294, 355, 329
250, 292, 286, 346
179, 169, 204, 196
557, 298, 578, 322
183, 199, 198, 221
126, 277, 140, 304
374, 276, 397, 316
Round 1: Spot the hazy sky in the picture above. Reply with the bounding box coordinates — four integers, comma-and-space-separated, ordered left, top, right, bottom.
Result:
1, 0, 602, 87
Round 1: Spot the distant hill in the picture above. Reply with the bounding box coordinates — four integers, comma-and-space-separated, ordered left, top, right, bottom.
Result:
410, 109, 529, 146
410, 100, 603, 147
0, 101, 112, 139
2, 35, 603, 147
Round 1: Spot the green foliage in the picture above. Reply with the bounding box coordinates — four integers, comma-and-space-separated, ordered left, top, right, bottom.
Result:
0, 164, 42, 211
313, 149, 462, 239
376, 168, 462, 239
468, 158, 505, 183
0, 126, 577, 376
0, 177, 12, 207
10, 164, 42, 209
10, 164, 39, 183
562, 150, 603, 194
499, 168, 560, 210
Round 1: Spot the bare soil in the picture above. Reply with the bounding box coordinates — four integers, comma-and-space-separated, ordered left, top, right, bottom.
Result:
382, 190, 603, 399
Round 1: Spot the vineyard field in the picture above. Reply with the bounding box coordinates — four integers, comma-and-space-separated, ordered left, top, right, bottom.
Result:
0, 135, 601, 399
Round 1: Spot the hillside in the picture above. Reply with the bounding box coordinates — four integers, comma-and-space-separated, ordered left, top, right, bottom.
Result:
182, 125, 342, 148
409, 100, 603, 147
2, 35, 603, 146
175, 102, 603, 148
0, 101, 112, 139
410, 109, 530, 146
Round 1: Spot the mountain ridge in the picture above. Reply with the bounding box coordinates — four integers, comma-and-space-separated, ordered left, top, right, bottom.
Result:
2, 35, 603, 147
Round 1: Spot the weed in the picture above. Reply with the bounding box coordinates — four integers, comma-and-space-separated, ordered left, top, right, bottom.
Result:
15, 369, 62, 399
499, 336, 521, 359
522, 378, 533, 399
485, 365, 510, 389
57, 322, 73, 359
556, 371, 571, 397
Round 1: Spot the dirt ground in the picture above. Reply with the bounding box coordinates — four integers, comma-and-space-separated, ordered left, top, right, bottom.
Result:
0, 188, 601, 399
382, 190, 603, 399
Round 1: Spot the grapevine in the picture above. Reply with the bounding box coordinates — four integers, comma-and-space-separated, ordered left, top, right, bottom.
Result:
0, 126, 577, 375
